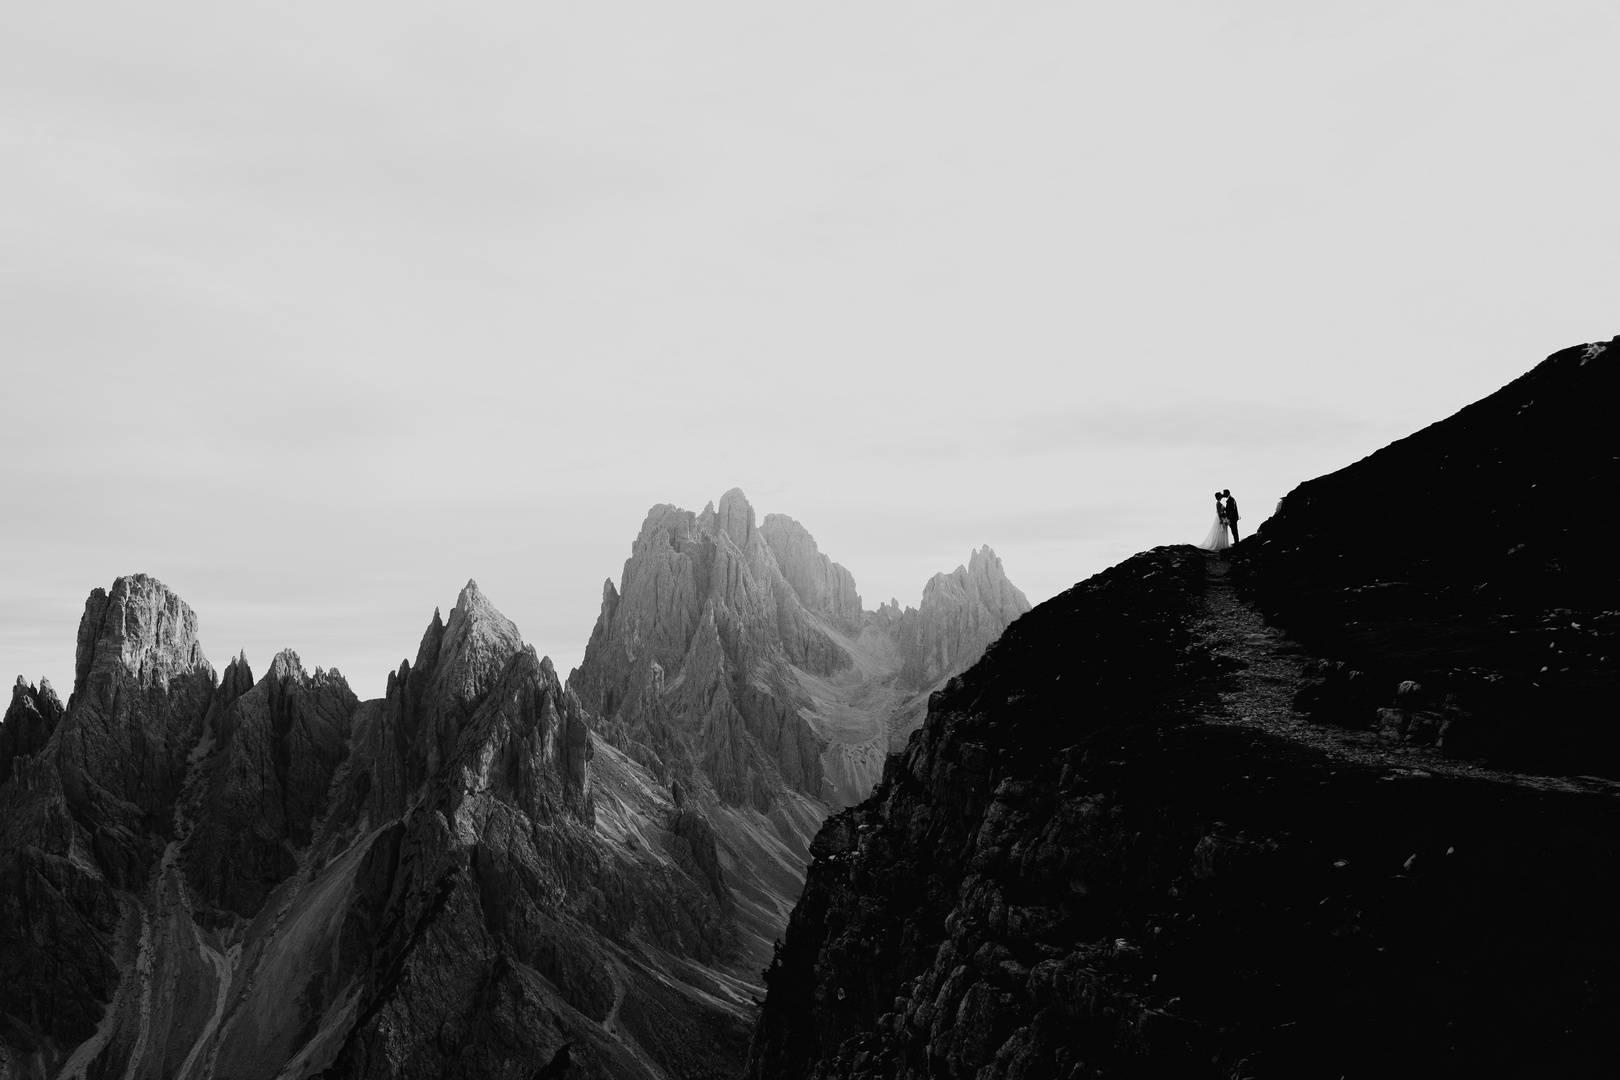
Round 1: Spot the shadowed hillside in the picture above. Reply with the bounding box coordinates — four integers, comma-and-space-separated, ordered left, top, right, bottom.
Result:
1240, 335, 1620, 775
745, 339, 1620, 1079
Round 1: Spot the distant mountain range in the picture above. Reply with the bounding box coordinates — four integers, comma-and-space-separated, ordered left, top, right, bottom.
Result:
0, 489, 1028, 1079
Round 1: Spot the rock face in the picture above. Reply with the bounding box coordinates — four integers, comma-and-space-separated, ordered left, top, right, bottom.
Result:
569, 490, 840, 811
572, 492, 1030, 805
0, 576, 753, 1080
0, 676, 64, 785
760, 514, 864, 631
885, 545, 1031, 692
570, 490, 1031, 969
183, 650, 359, 918
744, 342, 1620, 1079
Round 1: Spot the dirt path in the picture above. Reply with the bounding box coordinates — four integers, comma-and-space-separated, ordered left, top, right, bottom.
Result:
1194, 552, 1620, 796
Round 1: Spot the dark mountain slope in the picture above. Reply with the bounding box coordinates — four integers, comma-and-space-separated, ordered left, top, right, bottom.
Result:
746, 342, 1620, 1079
1241, 336, 1619, 773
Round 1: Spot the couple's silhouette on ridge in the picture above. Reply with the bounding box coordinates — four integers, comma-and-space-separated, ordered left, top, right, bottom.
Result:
1198, 490, 1240, 551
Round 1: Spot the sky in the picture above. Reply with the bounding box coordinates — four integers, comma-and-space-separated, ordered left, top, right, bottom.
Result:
3, 1, 1617, 701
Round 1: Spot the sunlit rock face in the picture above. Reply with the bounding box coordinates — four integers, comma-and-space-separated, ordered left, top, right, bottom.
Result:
0, 575, 217, 1067
59, 575, 219, 865
0, 576, 754, 1080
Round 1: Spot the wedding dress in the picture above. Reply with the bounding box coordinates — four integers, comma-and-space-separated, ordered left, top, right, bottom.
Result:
1198, 514, 1231, 551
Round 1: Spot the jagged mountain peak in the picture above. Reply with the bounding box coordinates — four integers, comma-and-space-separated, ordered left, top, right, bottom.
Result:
967, 543, 1002, 574
218, 650, 255, 701
266, 646, 304, 682
420, 578, 525, 702
716, 486, 756, 548
10, 673, 61, 710
73, 572, 212, 701
0, 676, 65, 785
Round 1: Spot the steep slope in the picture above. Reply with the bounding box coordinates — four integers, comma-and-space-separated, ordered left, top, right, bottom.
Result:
746, 342, 1620, 1079
569, 490, 1031, 970
1240, 335, 1620, 774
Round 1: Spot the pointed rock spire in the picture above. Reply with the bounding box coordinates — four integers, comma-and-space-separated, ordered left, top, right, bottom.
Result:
716, 487, 756, 549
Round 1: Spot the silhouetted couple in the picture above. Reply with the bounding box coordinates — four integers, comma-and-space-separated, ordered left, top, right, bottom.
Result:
1198, 490, 1240, 551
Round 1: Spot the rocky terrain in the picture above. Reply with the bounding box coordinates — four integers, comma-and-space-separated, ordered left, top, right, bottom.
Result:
745, 338, 1620, 1078
0, 489, 1028, 1080
0, 579, 755, 1079
568, 490, 1030, 970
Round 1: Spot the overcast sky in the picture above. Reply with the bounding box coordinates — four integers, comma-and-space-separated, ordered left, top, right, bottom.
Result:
3, 1, 1616, 700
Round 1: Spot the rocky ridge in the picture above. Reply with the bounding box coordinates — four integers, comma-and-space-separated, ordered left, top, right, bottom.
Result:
745, 340, 1620, 1078
568, 489, 1031, 970
1239, 334, 1620, 774
0, 579, 755, 1079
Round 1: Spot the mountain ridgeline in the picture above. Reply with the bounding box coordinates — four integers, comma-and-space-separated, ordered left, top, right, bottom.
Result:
568, 489, 1030, 969
0, 492, 1029, 1080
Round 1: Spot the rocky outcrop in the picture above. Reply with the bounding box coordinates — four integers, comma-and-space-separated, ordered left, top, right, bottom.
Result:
0, 676, 63, 785
57, 575, 218, 866
746, 341, 1620, 1079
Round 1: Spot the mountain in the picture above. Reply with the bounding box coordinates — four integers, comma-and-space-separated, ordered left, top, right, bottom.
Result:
1241, 336, 1620, 773
0, 494, 1030, 1080
744, 338, 1620, 1078
567, 489, 1030, 968
0, 579, 752, 1079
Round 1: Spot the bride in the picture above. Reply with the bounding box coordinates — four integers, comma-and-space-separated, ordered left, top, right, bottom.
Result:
1197, 491, 1231, 551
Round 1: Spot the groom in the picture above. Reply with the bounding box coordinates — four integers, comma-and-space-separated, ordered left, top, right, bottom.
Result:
1223, 490, 1241, 542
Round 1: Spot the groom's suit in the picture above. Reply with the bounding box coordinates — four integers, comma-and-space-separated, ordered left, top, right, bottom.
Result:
1225, 495, 1241, 542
